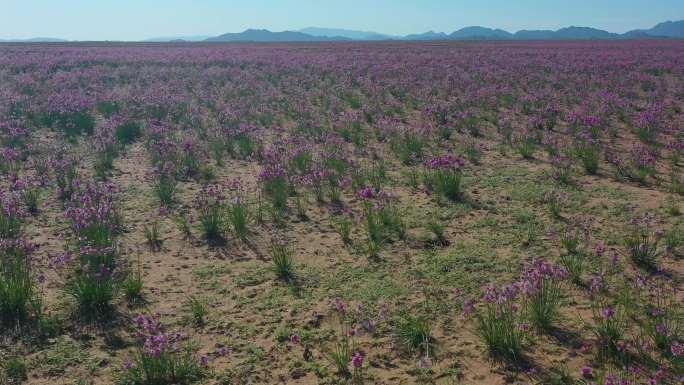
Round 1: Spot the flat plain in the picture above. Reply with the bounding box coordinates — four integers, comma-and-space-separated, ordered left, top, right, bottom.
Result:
0, 41, 683, 385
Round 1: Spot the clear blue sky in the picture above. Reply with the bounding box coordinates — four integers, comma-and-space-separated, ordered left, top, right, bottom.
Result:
1, 0, 682, 40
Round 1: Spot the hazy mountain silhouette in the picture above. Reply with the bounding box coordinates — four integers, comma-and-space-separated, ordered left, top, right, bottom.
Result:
449, 26, 512, 39
205, 29, 350, 42
204, 20, 683, 42
628, 20, 684, 38
552, 27, 619, 40
0, 37, 68, 42
512, 30, 557, 40
404, 31, 449, 40
144, 35, 212, 42
299, 27, 393, 40
4, 19, 683, 42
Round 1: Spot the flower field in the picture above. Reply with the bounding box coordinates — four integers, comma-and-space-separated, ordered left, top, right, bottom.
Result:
0, 40, 683, 385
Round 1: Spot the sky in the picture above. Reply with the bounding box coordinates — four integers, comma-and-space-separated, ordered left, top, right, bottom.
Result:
1, 0, 682, 41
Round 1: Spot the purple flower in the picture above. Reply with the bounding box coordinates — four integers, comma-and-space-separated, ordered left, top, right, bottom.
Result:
334, 298, 348, 315
357, 186, 376, 199
290, 333, 301, 345
462, 298, 475, 317
123, 360, 134, 370
595, 242, 606, 257
655, 324, 668, 335
601, 306, 615, 321
672, 341, 683, 357
426, 154, 466, 171
351, 351, 365, 369
581, 366, 594, 379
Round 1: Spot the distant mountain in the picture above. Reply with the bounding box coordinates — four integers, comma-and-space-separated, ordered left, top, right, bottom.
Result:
404, 31, 449, 41
449, 26, 512, 40
299, 27, 393, 41
205, 29, 350, 42
12, 19, 681, 43
622, 30, 668, 39
628, 20, 684, 39
0, 37, 68, 42
553, 26, 619, 40
144, 35, 212, 42
513, 30, 557, 40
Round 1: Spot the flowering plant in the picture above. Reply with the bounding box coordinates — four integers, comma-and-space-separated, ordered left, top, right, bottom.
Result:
194, 184, 226, 241
423, 154, 466, 201
519, 260, 567, 330
625, 212, 663, 271
118, 315, 205, 385
476, 283, 528, 361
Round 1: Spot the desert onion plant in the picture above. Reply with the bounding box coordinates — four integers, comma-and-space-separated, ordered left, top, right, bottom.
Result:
258, 165, 289, 222
153, 163, 177, 207
514, 130, 537, 159
589, 302, 628, 362
334, 212, 353, 245
15, 176, 42, 215
476, 284, 527, 361
64, 246, 123, 318
625, 213, 662, 271
0, 190, 24, 239
392, 128, 426, 165
0, 239, 41, 327
64, 181, 122, 249
227, 179, 250, 241
519, 260, 567, 330
271, 237, 295, 282
194, 184, 226, 242
53, 156, 79, 202
550, 155, 573, 185
118, 315, 205, 385
63, 181, 125, 317
542, 189, 568, 219
423, 154, 466, 202
144, 221, 163, 252
395, 312, 434, 356
573, 132, 601, 175
357, 187, 405, 257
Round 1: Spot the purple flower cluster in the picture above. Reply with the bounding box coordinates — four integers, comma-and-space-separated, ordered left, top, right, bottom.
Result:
134, 315, 184, 358
64, 181, 119, 237
46, 90, 95, 115
425, 154, 466, 171
635, 103, 664, 133
519, 259, 567, 297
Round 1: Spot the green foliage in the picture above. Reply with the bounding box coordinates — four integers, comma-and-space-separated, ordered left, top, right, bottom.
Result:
117, 348, 204, 385
271, 241, 295, 282
0, 245, 41, 327
396, 313, 433, 355
116, 121, 142, 145
2, 357, 28, 384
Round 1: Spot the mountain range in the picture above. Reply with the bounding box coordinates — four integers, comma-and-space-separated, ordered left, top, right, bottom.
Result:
144, 35, 212, 42
2, 20, 683, 43
0, 37, 68, 42
204, 29, 350, 42
203, 20, 684, 42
